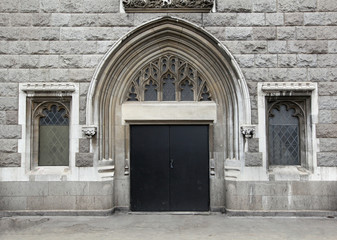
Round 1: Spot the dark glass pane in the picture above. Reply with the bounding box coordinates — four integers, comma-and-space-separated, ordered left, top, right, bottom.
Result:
181, 81, 194, 101
200, 86, 211, 101
269, 105, 300, 165
127, 86, 138, 101
144, 81, 157, 101
39, 105, 69, 166
163, 74, 175, 101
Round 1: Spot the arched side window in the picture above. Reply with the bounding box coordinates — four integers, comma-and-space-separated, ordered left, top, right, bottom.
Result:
267, 99, 307, 166
125, 55, 212, 102
32, 101, 70, 167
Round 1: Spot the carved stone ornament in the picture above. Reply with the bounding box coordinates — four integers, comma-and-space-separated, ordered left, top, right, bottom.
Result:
241, 125, 256, 139
82, 126, 97, 138
123, 0, 214, 12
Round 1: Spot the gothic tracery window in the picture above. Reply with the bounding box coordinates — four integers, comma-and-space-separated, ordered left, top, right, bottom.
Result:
125, 55, 212, 102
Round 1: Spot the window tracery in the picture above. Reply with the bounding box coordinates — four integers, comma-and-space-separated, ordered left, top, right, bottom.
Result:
125, 55, 212, 102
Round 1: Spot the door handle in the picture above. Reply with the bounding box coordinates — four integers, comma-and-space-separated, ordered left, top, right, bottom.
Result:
170, 159, 174, 169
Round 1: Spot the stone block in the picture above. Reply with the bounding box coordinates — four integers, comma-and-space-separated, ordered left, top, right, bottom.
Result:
205, 27, 226, 41
79, 96, 86, 110
0, 0, 19, 13
6, 111, 18, 125
203, 13, 236, 27
0, 139, 18, 152
88, 181, 114, 196
0, 125, 21, 139
0, 152, 21, 167
319, 110, 337, 124
43, 196, 76, 210
68, 69, 94, 82
296, 26, 317, 40
308, 68, 327, 82
269, 68, 307, 82
40, 0, 59, 13
277, 27, 296, 40
18, 55, 39, 69
317, 152, 337, 167
29, 69, 50, 82
234, 54, 255, 68
84, 27, 132, 41
170, 13, 202, 25
285, 13, 304, 26
76, 153, 94, 167
288, 41, 328, 54
10, 13, 32, 26
59, 55, 83, 68
0, 70, 8, 83
268, 41, 287, 53
242, 68, 269, 82
0, 55, 19, 68
278, 0, 316, 12
0, 197, 26, 210
0, 41, 8, 54
69, 14, 98, 27
328, 68, 337, 81
237, 13, 265, 26
49, 69, 69, 82
60, 27, 85, 40
304, 13, 327, 26
266, 13, 284, 26
318, 55, 337, 67
317, 0, 337, 12
83, 55, 102, 68
48, 181, 90, 196
40, 27, 60, 40
8, 41, 29, 54
255, 54, 277, 67
50, 13, 71, 27
319, 96, 337, 110
79, 109, 86, 125
319, 83, 337, 96
20, 0, 39, 13
329, 41, 337, 53
0, 97, 18, 111
0, 111, 5, 124
0, 27, 20, 40
59, 0, 83, 13
97, 13, 134, 27
248, 138, 259, 152
133, 13, 167, 26
253, 27, 276, 40
317, 26, 337, 40
79, 138, 90, 153
320, 138, 337, 152
29, 41, 50, 54
245, 152, 262, 166
316, 124, 337, 138
79, 82, 90, 96
217, 0, 252, 12
278, 54, 297, 68
83, 0, 119, 13
8, 69, 30, 82
0, 83, 18, 97
252, 0, 276, 12
297, 54, 317, 67
225, 27, 252, 40
31, 13, 52, 26
39, 55, 59, 68
326, 12, 337, 25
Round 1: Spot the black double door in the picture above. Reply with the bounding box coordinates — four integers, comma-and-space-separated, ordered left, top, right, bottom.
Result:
130, 125, 209, 211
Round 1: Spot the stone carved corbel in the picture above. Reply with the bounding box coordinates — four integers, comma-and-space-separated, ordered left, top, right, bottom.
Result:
241, 125, 256, 139
82, 126, 97, 138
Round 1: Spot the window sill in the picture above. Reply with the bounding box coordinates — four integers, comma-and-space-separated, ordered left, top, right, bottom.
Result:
28, 166, 70, 181
268, 166, 310, 181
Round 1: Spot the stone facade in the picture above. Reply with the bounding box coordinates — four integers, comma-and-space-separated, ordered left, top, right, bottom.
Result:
0, 0, 337, 215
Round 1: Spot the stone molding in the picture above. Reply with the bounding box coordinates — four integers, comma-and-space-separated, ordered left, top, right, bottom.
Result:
241, 125, 255, 139
82, 126, 97, 138
21, 83, 76, 93
123, 0, 213, 12
261, 82, 316, 92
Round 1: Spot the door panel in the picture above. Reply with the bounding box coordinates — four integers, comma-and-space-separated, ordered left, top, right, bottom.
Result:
169, 125, 209, 211
130, 125, 209, 211
130, 125, 170, 211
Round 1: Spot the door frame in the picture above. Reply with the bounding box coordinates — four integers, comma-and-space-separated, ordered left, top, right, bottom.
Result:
126, 121, 214, 211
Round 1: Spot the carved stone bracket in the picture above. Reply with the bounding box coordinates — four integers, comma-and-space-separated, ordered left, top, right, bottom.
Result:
241, 125, 256, 139
82, 126, 97, 138
123, 0, 214, 12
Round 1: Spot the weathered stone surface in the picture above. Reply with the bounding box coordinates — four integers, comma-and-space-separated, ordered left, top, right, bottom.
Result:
39, 55, 59, 68
20, 0, 39, 13
253, 27, 276, 40
319, 83, 337, 96
203, 13, 237, 26
278, 54, 297, 67
319, 96, 337, 110
79, 138, 90, 153
285, 13, 304, 26
308, 68, 327, 82
317, 152, 337, 167
288, 41, 328, 54
83, 0, 119, 13
248, 138, 259, 152
0, 97, 17, 111
252, 0, 276, 12
225, 27, 252, 40
10, 13, 32, 26
75, 153, 94, 167
319, 110, 337, 124
268, 41, 287, 53
278, 0, 316, 12
255, 54, 277, 67
317, 54, 337, 67
59, 0, 83, 13
50, 13, 71, 27
317, 0, 337, 12
242, 68, 269, 81
245, 152, 262, 166
218, 0, 252, 13
204, 27, 226, 40
0, 83, 17, 97
0, 0, 19, 13
0, 125, 21, 139
297, 54, 317, 67
234, 54, 255, 68
316, 124, 337, 138
40, 0, 59, 13
269, 68, 307, 82
317, 27, 337, 40
0, 153, 21, 167
6, 111, 18, 125
237, 13, 265, 26
224, 41, 268, 54
320, 138, 337, 152
0, 139, 18, 152
97, 13, 134, 27
296, 27, 317, 40
277, 27, 296, 40
266, 13, 284, 26
59, 55, 83, 68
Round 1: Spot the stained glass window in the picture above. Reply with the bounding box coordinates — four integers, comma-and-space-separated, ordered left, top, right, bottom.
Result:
144, 81, 158, 101
268, 104, 300, 165
180, 81, 194, 101
163, 74, 175, 101
38, 105, 69, 166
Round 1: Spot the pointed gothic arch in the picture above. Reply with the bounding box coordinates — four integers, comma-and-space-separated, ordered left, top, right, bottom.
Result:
86, 16, 251, 210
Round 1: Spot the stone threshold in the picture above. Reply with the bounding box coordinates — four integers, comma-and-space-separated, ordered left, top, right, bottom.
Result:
225, 209, 337, 218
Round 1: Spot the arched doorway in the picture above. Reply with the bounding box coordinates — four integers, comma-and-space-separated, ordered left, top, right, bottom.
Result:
86, 16, 251, 211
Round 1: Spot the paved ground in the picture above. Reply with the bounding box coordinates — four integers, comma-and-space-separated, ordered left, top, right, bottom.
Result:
0, 213, 337, 240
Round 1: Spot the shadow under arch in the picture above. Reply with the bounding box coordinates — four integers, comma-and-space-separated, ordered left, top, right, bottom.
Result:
86, 16, 251, 209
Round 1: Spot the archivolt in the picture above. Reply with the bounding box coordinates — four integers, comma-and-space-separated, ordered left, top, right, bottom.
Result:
86, 16, 251, 161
